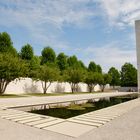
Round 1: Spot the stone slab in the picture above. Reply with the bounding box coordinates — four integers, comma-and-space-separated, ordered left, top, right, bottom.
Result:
4, 114, 34, 119
34, 119, 64, 128
18, 117, 43, 124
75, 116, 107, 124
43, 121, 94, 137
84, 114, 113, 120
1, 113, 28, 118
68, 119, 102, 127
12, 115, 39, 121
26, 118, 57, 126
77, 116, 110, 122
87, 112, 119, 117
0, 111, 22, 116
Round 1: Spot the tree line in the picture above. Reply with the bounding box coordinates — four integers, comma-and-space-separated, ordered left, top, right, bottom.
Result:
0, 32, 138, 94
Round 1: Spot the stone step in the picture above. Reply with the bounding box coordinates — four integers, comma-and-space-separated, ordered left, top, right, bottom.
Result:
34, 119, 64, 128
26, 117, 57, 126
68, 119, 102, 127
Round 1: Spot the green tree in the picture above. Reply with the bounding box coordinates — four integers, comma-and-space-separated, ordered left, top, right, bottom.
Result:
29, 56, 40, 77
0, 32, 17, 56
100, 73, 112, 92
108, 67, 120, 88
41, 47, 56, 65
0, 32, 12, 52
78, 60, 87, 70
121, 63, 137, 87
88, 61, 97, 72
35, 65, 59, 94
20, 44, 34, 60
0, 53, 27, 94
96, 64, 102, 73
85, 72, 96, 93
56, 53, 68, 71
85, 72, 103, 93
64, 68, 84, 93
67, 55, 78, 68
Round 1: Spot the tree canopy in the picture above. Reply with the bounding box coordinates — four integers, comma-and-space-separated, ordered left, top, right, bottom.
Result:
121, 63, 137, 87
85, 72, 97, 92
67, 55, 78, 68
41, 47, 56, 65
0, 32, 13, 52
96, 64, 102, 73
56, 52, 68, 71
0, 32, 17, 56
64, 68, 85, 93
20, 44, 34, 60
0, 53, 27, 94
35, 65, 59, 94
88, 61, 97, 72
108, 67, 120, 88
100, 73, 112, 92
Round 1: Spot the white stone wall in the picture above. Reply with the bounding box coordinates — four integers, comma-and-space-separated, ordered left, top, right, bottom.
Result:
5, 78, 102, 94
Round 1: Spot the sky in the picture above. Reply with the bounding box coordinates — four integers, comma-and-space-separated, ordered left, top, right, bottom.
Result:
0, 0, 139, 72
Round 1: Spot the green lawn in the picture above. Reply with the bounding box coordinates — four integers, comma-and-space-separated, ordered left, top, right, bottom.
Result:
25, 92, 100, 97
0, 94, 25, 98
0, 92, 97, 98
0, 92, 102, 98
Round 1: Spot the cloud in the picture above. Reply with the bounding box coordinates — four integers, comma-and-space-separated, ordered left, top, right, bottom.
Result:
99, 0, 140, 27
80, 41, 136, 72
0, 0, 95, 29
0, 0, 97, 51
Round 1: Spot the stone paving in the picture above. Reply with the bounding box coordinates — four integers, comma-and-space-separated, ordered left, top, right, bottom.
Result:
0, 92, 139, 139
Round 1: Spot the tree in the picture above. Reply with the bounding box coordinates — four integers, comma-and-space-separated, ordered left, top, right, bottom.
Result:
96, 64, 102, 73
121, 63, 137, 87
0, 53, 26, 94
41, 47, 56, 65
108, 67, 120, 88
29, 56, 40, 77
100, 74, 112, 92
78, 60, 87, 70
0, 32, 13, 52
20, 44, 34, 60
64, 68, 84, 93
56, 53, 68, 71
0, 32, 17, 56
67, 55, 78, 68
85, 72, 104, 93
35, 65, 59, 94
88, 61, 97, 72
85, 72, 96, 93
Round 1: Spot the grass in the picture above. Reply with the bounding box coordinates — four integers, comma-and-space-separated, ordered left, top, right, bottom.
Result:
0, 92, 99, 98
24, 92, 102, 97
30, 96, 137, 119
0, 94, 25, 98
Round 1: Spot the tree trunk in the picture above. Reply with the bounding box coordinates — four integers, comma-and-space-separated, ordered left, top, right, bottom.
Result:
70, 83, 77, 93
41, 81, 51, 94
0, 79, 9, 95
88, 84, 95, 93
101, 85, 105, 92
88, 84, 92, 93
113, 85, 115, 89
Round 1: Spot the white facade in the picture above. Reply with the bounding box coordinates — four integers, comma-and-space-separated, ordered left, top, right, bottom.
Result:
135, 20, 140, 93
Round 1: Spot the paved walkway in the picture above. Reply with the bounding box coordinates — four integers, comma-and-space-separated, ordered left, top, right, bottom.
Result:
0, 92, 139, 140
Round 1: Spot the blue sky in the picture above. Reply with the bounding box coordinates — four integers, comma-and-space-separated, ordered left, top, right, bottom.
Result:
0, 0, 139, 72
